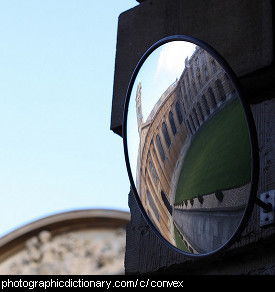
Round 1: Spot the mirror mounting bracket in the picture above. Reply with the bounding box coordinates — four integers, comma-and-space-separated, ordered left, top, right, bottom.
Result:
257, 190, 275, 227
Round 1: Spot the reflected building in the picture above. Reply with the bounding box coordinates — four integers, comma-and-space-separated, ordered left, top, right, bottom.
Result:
135, 46, 246, 253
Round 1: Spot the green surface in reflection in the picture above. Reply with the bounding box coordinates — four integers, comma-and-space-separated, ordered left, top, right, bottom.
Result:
175, 98, 251, 203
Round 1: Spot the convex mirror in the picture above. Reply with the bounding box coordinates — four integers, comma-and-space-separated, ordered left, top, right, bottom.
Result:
123, 36, 258, 257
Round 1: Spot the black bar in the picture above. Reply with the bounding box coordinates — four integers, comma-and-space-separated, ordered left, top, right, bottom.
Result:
255, 197, 272, 212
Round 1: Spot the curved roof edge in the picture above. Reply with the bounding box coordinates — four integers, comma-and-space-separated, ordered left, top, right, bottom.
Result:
0, 209, 130, 258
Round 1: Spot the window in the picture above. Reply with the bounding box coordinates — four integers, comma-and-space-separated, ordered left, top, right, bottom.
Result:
198, 75, 203, 89
195, 56, 199, 68
162, 122, 171, 148
169, 111, 177, 136
204, 67, 209, 81
186, 73, 190, 86
197, 101, 204, 121
188, 88, 193, 102
193, 83, 197, 95
179, 87, 184, 100
149, 161, 157, 183
211, 60, 217, 73
190, 115, 196, 130
175, 102, 183, 124
182, 82, 186, 94
201, 50, 207, 64
184, 95, 189, 109
216, 79, 226, 101
161, 190, 173, 215
190, 66, 194, 78
202, 95, 210, 115
193, 108, 200, 127
186, 119, 193, 135
156, 134, 165, 163
208, 87, 217, 109
147, 190, 160, 221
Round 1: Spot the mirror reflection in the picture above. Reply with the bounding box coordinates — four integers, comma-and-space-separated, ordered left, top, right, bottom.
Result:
126, 40, 252, 255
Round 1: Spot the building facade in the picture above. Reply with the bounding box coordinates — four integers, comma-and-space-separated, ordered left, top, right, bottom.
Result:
135, 45, 238, 250
0, 209, 130, 275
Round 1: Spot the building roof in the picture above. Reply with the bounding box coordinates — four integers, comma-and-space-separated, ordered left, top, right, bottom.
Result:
0, 209, 130, 260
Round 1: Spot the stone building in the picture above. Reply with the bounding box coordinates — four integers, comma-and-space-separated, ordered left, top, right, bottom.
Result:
135, 45, 239, 252
0, 209, 130, 275
178, 46, 236, 136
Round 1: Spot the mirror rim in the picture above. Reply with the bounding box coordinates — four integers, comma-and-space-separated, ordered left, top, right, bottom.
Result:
122, 35, 259, 258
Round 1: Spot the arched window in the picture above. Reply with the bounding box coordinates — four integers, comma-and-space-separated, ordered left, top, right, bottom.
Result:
195, 57, 200, 70
202, 95, 210, 115
192, 108, 200, 127
149, 161, 157, 183
198, 75, 203, 89
175, 102, 183, 124
186, 119, 193, 135
190, 66, 194, 78
147, 190, 160, 221
193, 83, 197, 95
156, 134, 165, 163
186, 73, 190, 86
161, 190, 173, 215
211, 59, 217, 73
182, 81, 187, 94
204, 67, 209, 81
190, 115, 196, 131
184, 95, 189, 110
216, 79, 226, 101
179, 87, 183, 99
208, 87, 217, 109
197, 101, 204, 121
162, 122, 171, 148
201, 50, 206, 64
169, 112, 177, 136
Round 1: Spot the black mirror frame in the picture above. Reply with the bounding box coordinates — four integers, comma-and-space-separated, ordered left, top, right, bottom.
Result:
122, 35, 259, 258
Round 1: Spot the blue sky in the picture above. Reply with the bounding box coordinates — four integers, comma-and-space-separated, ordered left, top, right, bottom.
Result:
127, 41, 196, 184
0, 0, 137, 237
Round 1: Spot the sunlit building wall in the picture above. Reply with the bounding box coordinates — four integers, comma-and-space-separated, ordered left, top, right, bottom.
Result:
135, 46, 236, 243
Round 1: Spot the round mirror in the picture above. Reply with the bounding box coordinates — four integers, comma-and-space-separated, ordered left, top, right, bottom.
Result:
123, 36, 258, 257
